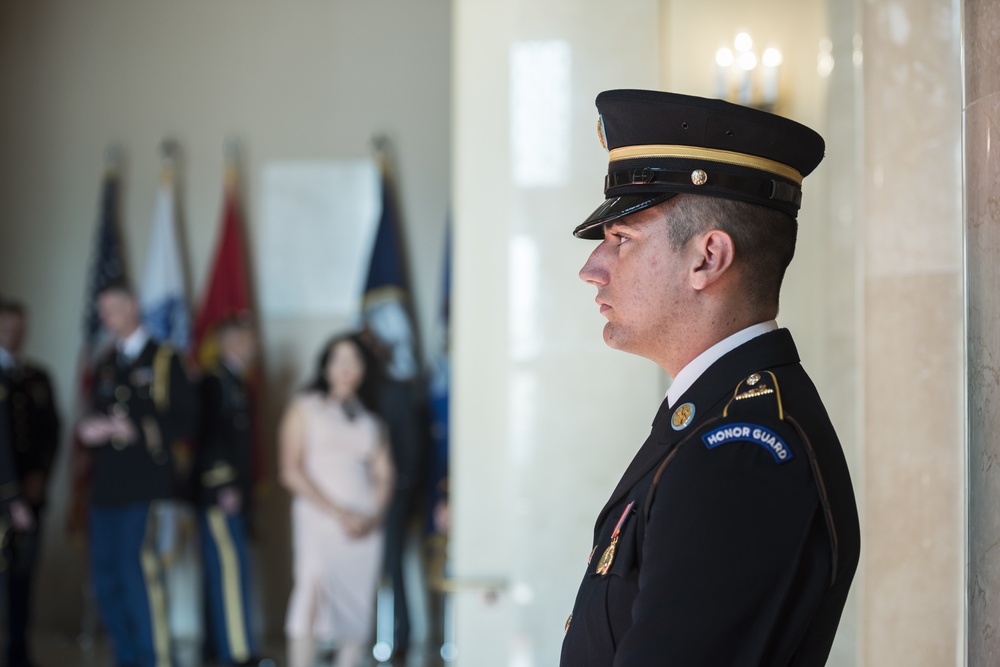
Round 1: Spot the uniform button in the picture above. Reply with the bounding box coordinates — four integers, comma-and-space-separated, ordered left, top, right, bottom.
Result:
565, 613, 573, 634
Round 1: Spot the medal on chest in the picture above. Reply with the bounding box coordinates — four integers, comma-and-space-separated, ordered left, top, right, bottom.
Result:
595, 500, 635, 576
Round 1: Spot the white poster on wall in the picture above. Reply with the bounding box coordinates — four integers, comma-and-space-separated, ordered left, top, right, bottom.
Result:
259, 160, 381, 317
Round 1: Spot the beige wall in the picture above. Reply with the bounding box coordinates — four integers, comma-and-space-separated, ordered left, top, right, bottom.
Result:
0, 0, 451, 641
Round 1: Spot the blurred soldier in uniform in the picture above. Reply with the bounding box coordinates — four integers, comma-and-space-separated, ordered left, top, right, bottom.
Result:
194, 316, 261, 667
77, 283, 197, 667
0, 299, 60, 667
561, 90, 860, 666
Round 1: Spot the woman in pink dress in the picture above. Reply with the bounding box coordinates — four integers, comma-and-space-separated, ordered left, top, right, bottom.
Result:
279, 333, 395, 667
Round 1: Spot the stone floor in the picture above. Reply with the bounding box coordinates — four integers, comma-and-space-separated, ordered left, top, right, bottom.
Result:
25, 635, 446, 667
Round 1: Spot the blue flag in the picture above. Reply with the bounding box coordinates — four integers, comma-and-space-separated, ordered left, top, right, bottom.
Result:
362, 170, 419, 381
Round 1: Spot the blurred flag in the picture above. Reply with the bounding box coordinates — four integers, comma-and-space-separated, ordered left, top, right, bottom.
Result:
426, 223, 451, 534
362, 164, 420, 382
140, 159, 190, 351
193, 157, 265, 484
363, 153, 426, 653
68, 162, 130, 537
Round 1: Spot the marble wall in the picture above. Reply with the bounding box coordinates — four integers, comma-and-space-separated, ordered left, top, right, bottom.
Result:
966, 0, 1000, 662
860, 0, 965, 664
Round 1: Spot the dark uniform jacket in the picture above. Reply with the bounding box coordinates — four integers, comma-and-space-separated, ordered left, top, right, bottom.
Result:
561, 329, 860, 667
89, 339, 197, 507
0, 361, 60, 510
194, 363, 253, 508
0, 371, 19, 513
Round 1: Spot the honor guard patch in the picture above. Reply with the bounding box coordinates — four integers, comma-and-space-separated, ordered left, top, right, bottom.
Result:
702, 422, 794, 464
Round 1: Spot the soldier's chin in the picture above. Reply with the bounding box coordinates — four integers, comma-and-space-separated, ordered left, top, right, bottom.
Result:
602, 323, 631, 351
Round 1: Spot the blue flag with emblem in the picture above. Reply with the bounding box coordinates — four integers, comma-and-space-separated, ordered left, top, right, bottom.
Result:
362, 163, 419, 381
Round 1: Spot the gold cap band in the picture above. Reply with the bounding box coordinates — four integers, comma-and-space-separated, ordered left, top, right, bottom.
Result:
608, 144, 803, 185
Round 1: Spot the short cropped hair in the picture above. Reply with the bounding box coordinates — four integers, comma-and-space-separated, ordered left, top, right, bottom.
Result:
665, 195, 797, 311
96, 280, 134, 299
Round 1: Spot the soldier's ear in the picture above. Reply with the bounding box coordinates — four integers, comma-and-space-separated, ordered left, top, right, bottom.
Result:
689, 229, 735, 291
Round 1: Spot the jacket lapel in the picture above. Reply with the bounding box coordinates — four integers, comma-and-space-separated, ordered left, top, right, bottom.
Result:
593, 329, 801, 529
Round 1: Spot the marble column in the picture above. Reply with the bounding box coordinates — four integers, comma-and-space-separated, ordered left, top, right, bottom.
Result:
860, 0, 965, 665
450, 2, 663, 665
966, 0, 1000, 663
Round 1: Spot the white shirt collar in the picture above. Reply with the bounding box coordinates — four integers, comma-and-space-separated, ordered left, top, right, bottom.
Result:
666, 320, 778, 408
119, 326, 150, 361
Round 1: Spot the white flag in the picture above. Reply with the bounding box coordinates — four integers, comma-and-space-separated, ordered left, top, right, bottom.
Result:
140, 173, 190, 351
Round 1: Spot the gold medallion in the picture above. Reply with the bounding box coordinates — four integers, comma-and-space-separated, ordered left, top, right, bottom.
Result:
671, 402, 696, 430
691, 169, 708, 186
747, 373, 761, 386
595, 537, 618, 576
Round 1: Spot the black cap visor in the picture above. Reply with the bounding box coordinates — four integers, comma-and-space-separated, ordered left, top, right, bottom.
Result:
574, 193, 675, 239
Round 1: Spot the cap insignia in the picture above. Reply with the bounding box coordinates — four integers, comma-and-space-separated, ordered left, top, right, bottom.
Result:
597, 115, 608, 151
671, 402, 696, 430
691, 169, 708, 186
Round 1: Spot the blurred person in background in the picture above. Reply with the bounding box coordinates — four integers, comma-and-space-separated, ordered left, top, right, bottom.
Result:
0, 298, 61, 667
279, 333, 394, 667
76, 282, 198, 667
194, 316, 265, 667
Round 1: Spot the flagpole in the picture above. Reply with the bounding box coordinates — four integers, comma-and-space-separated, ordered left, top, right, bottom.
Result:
160, 137, 179, 185
224, 137, 240, 193
104, 142, 122, 175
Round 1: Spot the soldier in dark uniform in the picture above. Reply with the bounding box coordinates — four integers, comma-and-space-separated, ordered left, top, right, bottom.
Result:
194, 316, 260, 666
77, 283, 197, 667
561, 90, 861, 666
0, 299, 60, 667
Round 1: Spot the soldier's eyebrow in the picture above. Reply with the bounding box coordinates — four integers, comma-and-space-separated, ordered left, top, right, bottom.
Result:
606, 219, 642, 235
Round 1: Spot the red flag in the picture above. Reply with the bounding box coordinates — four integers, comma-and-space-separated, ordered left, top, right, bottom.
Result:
193, 165, 265, 485
193, 169, 252, 361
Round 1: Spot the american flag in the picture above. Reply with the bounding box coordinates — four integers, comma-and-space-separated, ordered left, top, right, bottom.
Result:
81, 171, 129, 356
67, 167, 129, 537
